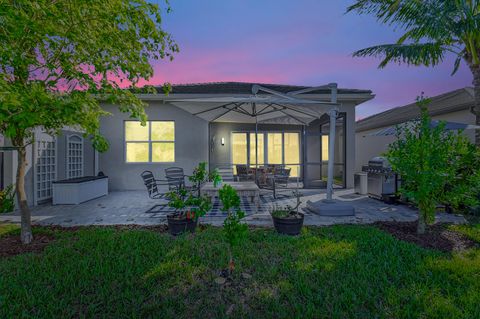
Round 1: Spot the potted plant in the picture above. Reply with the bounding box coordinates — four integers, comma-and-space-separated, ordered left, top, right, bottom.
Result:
165, 162, 219, 236
270, 190, 304, 235
166, 187, 212, 236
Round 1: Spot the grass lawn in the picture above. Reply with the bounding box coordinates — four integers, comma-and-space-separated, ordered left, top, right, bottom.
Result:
1, 223, 479, 318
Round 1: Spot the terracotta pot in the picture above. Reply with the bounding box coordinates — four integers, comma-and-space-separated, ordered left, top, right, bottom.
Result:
272, 212, 304, 235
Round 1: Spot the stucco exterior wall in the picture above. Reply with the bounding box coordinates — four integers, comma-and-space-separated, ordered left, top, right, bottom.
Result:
355, 109, 476, 171
98, 101, 209, 191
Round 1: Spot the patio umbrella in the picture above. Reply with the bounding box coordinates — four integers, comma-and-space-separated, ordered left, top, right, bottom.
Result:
368, 120, 480, 136
168, 83, 341, 201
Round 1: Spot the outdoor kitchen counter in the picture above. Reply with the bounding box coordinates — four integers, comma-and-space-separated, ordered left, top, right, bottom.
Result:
52, 176, 109, 205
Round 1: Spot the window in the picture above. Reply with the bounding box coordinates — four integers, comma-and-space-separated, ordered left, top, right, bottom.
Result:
322, 135, 329, 161
125, 121, 175, 163
232, 133, 247, 174
231, 131, 301, 177
67, 135, 83, 179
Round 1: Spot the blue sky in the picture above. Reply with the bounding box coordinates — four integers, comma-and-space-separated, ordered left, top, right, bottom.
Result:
148, 0, 471, 119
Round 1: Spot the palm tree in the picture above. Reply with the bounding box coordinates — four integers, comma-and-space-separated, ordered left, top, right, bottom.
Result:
348, 0, 480, 145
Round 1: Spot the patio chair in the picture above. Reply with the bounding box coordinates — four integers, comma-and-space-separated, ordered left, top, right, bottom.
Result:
236, 164, 254, 181
140, 171, 169, 213
266, 167, 291, 199
165, 167, 192, 191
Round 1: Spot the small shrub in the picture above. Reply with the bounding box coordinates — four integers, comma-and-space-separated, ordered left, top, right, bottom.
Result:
0, 184, 15, 214
219, 184, 248, 273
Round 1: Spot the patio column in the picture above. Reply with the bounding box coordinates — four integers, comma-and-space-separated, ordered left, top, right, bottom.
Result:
326, 83, 338, 201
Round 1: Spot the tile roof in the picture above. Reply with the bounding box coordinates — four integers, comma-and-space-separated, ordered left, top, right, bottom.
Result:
160, 81, 372, 95
356, 87, 474, 132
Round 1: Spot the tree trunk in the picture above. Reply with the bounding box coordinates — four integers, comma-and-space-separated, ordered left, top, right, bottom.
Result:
417, 211, 426, 235
14, 141, 33, 244
469, 63, 480, 146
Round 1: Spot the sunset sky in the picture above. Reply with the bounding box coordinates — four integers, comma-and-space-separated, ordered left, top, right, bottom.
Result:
148, 0, 471, 120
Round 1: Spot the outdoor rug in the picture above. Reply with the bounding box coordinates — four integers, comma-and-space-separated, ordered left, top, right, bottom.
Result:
146, 192, 309, 219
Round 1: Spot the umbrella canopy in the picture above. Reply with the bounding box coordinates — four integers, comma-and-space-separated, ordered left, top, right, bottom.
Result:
169, 96, 337, 125
368, 120, 480, 136
167, 83, 341, 202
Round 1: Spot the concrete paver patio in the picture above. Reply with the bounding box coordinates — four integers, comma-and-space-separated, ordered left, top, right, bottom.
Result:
0, 189, 466, 227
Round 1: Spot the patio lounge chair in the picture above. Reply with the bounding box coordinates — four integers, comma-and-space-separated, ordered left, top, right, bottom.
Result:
236, 164, 254, 181
140, 171, 169, 213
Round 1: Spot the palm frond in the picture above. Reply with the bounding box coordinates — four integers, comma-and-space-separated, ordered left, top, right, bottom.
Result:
348, 0, 480, 67
353, 43, 446, 68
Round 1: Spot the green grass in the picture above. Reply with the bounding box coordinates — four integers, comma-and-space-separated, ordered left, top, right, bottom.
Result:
1, 224, 479, 318
0, 222, 19, 237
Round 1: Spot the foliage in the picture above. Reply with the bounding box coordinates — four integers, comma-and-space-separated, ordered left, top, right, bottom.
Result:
219, 184, 248, 273
347, 0, 480, 71
270, 190, 302, 218
444, 138, 480, 213
386, 96, 469, 233
188, 162, 222, 196
347, 0, 480, 147
0, 0, 177, 242
166, 187, 212, 221
167, 162, 222, 220
0, 0, 178, 150
0, 184, 15, 214
1, 224, 480, 318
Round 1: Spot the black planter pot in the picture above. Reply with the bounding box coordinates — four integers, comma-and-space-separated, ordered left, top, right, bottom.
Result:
272, 212, 304, 235
167, 214, 198, 236
382, 194, 397, 205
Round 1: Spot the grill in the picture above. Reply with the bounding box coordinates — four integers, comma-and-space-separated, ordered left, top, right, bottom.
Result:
362, 157, 397, 199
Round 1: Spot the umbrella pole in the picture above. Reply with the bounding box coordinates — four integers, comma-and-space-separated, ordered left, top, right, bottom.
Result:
326, 84, 338, 201
254, 103, 258, 183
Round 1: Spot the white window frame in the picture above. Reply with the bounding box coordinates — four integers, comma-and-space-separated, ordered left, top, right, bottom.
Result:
124, 120, 175, 163
66, 134, 84, 179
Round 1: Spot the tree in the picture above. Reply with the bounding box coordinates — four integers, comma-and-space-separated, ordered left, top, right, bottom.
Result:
0, 0, 178, 244
219, 184, 248, 275
386, 96, 467, 234
347, 0, 480, 145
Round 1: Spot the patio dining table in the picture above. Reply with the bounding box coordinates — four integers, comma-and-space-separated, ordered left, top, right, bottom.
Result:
200, 181, 260, 213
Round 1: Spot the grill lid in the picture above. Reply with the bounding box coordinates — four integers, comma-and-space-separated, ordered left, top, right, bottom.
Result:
368, 156, 391, 168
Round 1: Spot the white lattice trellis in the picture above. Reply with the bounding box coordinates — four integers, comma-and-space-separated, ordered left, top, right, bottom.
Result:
66, 135, 83, 179
35, 140, 56, 202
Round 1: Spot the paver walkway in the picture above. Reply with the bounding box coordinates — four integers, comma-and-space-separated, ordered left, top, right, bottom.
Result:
0, 189, 466, 226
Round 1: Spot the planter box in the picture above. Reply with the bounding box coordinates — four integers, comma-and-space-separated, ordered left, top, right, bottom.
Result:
52, 176, 108, 205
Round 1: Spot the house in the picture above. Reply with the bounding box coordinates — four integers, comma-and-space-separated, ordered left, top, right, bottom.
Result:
355, 87, 476, 171
1, 82, 374, 206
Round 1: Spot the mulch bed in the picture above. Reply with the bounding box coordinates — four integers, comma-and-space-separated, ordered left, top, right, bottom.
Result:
0, 233, 56, 258
375, 221, 478, 252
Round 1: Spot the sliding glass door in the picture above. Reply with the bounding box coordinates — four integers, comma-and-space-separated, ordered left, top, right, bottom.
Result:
232, 131, 300, 177
284, 133, 300, 177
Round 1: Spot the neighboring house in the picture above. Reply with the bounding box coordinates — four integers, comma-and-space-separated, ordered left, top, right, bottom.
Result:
1, 82, 373, 207
355, 87, 475, 171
